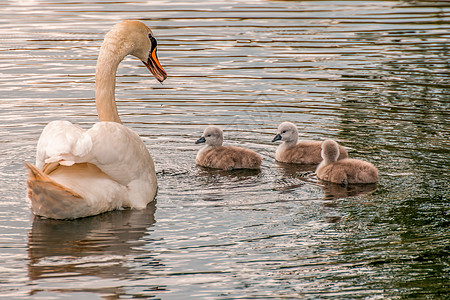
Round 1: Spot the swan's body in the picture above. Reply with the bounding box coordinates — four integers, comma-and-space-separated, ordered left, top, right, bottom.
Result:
195, 126, 262, 170
316, 139, 378, 184
26, 20, 167, 219
272, 122, 348, 164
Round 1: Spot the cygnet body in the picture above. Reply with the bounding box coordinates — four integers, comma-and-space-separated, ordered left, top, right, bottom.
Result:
316, 139, 378, 184
195, 126, 262, 170
272, 122, 348, 164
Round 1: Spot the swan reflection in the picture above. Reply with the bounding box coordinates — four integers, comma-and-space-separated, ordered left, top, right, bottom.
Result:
194, 166, 262, 202
272, 162, 316, 192
321, 182, 378, 200
27, 202, 161, 296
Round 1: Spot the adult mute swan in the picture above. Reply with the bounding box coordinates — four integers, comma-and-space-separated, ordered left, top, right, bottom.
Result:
25, 20, 167, 219
316, 139, 378, 184
272, 122, 348, 164
195, 126, 262, 170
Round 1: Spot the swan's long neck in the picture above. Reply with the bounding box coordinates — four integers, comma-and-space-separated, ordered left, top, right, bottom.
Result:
95, 40, 128, 123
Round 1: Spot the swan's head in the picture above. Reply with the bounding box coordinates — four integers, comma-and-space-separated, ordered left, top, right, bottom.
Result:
195, 126, 224, 146
272, 122, 298, 143
321, 139, 340, 162
104, 20, 167, 82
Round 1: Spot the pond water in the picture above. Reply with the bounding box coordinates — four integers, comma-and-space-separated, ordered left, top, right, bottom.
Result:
0, 0, 449, 299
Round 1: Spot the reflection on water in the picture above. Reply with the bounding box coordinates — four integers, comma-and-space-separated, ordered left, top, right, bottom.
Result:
321, 182, 378, 200
0, 0, 449, 298
27, 202, 161, 297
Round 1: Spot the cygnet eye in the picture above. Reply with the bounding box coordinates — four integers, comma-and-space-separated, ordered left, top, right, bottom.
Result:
207, 134, 211, 137
282, 130, 287, 134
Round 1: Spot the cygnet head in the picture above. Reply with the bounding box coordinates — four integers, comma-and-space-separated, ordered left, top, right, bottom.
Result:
195, 126, 224, 147
101, 20, 167, 82
272, 122, 298, 144
321, 139, 340, 163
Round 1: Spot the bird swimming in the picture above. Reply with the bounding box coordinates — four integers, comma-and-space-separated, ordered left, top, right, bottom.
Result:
272, 122, 348, 164
25, 20, 167, 219
195, 126, 262, 170
316, 139, 378, 184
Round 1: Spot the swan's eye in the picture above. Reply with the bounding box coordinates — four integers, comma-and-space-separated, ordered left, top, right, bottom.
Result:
282, 130, 286, 134
148, 33, 152, 39
207, 134, 211, 137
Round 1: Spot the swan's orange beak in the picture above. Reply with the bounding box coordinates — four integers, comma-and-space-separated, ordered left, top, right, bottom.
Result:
143, 46, 167, 83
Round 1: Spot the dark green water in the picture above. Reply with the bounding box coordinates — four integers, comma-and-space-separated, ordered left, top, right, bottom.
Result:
0, 0, 449, 298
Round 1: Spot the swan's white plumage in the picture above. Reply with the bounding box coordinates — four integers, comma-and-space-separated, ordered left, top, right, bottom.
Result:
26, 20, 166, 219
36, 120, 93, 169
29, 117, 158, 219
36, 121, 157, 207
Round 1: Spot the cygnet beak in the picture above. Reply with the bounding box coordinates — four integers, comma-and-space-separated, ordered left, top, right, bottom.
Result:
195, 136, 206, 144
272, 134, 282, 142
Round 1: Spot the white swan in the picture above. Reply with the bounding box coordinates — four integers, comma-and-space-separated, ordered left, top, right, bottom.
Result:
25, 20, 167, 220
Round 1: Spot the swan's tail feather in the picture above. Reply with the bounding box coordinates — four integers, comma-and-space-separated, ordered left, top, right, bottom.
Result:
42, 162, 60, 175
25, 162, 88, 220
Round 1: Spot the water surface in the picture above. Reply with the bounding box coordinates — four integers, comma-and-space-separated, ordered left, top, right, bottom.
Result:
0, 0, 449, 299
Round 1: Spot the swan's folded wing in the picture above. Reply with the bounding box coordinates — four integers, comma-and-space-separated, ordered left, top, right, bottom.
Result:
36, 120, 93, 169
86, 122, 154, 186
36, 121, 154, 190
